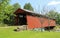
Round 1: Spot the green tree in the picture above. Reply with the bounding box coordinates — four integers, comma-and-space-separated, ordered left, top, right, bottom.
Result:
56, 14, 60, 25
0, 0, 16, 25
3, 3, 21, 25
0, 0, 11, 26
13, 3, 21, 11
0, 0, 10, 23
0, 0, 9, 11
45, 10, 60, 25
46, 10, 58, 19
3, 5, 15, 25
24, 3, 34, 11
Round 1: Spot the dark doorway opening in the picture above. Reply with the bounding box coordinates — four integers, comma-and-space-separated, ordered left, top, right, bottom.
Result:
18, 14, 27, 25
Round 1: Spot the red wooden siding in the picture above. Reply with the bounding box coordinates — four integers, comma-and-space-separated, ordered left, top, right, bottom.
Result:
49, 20, 56, 26
27, 15, 41, 29
42, 18, 55, 27
41, 18, 49, 27
26, 15, 56, 29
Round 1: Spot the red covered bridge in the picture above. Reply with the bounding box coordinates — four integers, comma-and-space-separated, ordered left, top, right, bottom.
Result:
14, 8, 56, 30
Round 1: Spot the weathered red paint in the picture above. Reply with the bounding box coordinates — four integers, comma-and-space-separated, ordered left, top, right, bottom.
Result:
27, 15, 41, 29
42, 18, 49, 27
26, 15, 55, 29
49, 20, 56, 26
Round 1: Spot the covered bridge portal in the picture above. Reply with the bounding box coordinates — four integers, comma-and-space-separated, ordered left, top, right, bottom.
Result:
14, 8, 56, 29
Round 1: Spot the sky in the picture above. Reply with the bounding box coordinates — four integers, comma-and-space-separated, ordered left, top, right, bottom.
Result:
10, 0, 60, 13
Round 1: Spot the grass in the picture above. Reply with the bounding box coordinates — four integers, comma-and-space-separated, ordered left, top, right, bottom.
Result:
0, 26, 60, 38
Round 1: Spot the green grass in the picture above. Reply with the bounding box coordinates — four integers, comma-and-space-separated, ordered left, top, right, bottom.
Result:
0, 26, 60, 38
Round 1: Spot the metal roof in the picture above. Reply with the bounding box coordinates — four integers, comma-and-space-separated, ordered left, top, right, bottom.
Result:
14, 8, 55, 20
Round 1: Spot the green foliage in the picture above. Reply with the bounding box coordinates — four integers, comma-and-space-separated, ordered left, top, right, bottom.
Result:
46, 10, 58, 19
0, 0, 19, 25
3, 5, 15, 25
13, 3, 21, 11
24, 3, 34, 11
45, 10, 60, 25
56, 14, 60, 25
0, 0, 9, 11
0, 0, 10, 23
0, 0, 21, 26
